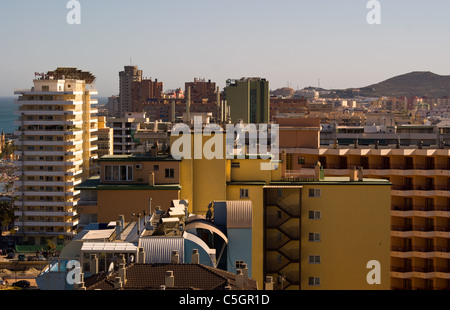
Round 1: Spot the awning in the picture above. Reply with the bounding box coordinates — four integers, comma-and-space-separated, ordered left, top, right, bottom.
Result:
81, 242, 138, 253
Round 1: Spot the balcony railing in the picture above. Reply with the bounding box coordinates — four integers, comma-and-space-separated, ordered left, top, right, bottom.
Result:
391, 266, 450, 273
392, 186, 450, 191
391, 225, 450, 232
392, 205, 450, 212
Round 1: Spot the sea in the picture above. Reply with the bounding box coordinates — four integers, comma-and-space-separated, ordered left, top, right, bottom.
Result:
0, 97, 17, 135
0, 96, 108, 135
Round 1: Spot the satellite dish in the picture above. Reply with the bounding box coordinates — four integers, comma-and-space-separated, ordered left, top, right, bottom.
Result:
107, 262, 114, 276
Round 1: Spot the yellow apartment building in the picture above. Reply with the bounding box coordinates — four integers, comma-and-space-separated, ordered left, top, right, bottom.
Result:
168, 128, 391, 290
276, 116, 450, 290
76, 154, 181, 225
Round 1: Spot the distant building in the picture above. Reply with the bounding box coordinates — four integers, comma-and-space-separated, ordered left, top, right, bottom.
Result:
106, 112, 148, 155
225, 77, 270, 124
131, 78, 163, 113
119, 66, 142, 117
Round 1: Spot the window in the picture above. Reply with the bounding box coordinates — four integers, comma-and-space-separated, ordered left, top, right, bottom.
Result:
105, 165, 133, 181
309, 188, 321, 198
308, 277, 321, 286
153, 165, 159, 171
309, 233, 321, 242
240, 188, 249, 199
231, 162, 240, 168
309, 255, 321, 264
165, 168, 175, 178
309, 211, 321, 219
298, 156, 305, 164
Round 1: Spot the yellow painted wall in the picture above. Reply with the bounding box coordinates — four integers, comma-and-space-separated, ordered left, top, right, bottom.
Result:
229, 158, 272, 183
172, 132, 227, 214
226, 184, 265, 289
301, 184, 391, 290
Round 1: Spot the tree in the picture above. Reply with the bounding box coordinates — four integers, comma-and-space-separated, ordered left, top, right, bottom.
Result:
2, 140, 16, 159
0, 199, 15, 236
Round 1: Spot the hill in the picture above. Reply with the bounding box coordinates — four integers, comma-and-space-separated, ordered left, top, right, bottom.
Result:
323, 71, 450, 98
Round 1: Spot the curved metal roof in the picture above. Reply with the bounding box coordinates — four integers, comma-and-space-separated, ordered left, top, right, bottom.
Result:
185, 220, 228, 244
225, 201, 252, 229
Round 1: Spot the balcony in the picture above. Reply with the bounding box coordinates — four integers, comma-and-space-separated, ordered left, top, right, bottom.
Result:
391, 225, 450, 238
391, 205, 450, 217
15, 220, 79, 227
14, 210, 77, 217
391, 186, 450, 197
391, 266, 450, 279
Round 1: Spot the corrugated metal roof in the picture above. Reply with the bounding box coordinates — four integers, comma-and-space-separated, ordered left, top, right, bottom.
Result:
226, 201, 252, 229
138, 237, 184, 263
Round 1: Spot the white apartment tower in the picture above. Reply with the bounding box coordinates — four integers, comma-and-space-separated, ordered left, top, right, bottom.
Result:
13, 68, 98, 247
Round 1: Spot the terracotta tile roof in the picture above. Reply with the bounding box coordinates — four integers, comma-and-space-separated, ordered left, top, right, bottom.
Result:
84, 263, 257, 290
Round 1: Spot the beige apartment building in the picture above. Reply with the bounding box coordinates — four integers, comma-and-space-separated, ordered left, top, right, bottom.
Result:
13, 69, 98, 247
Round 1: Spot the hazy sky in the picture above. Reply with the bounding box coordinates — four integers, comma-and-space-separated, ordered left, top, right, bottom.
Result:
1, 0, 450, 97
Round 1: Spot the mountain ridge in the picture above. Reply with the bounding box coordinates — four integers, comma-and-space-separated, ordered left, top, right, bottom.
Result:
321, 71, 450, 98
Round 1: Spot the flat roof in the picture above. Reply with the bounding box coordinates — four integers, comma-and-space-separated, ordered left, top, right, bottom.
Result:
270, 177, 392, 186
99, 154, 180, 162
76, 176, 181, 191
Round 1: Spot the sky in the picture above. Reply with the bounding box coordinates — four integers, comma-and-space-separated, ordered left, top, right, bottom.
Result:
1, 0, 450, 97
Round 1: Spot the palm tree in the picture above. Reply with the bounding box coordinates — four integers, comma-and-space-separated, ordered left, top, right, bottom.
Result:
2, 140, 16, 159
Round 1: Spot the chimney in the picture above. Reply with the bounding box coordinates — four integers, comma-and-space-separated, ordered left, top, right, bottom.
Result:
357, 166, 364, 181
191, 249, 199, 264
165, 271, 174, 288
118, 254, 126, 269
241, 263, 248, 286
314, 161, 322, 181
136, 213, 141, 235
118, 263, 126, 285
114, 277, 123, 290
236, 269, 244, 289
171, 100, 176, 123
149, 172, 155, 186
265, 276, 274, 290
350, 166, 358, 181
90, 254, 98, 275
115, 221, 122, 240
171, 250, 179, 264
138, 247, 145, 264
186, 86, 191, 125
119, 215, 125, 231
74, 272, 85, 290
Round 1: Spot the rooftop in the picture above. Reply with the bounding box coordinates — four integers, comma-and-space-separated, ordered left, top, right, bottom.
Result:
99, 154, 180, 162
84, 263, 258, 290
75, 176, 181, 191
